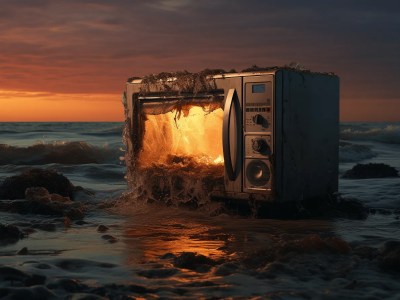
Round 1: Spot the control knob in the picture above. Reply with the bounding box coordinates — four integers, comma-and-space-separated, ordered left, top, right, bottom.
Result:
251, 138, 270, 154
252, 114, 268, 127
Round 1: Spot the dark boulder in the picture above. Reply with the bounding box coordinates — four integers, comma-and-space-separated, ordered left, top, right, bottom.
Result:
0, 168, 75, 200
343, 163, 399, 179
0, 224, 25, 244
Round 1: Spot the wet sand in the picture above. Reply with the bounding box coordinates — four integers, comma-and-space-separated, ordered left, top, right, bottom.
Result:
1, 201, 400, 299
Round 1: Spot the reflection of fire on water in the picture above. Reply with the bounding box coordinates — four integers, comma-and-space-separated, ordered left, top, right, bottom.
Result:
126, 105, 225, 206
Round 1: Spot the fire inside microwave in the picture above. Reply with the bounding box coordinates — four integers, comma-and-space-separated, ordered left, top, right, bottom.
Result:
123, 69, 339, 204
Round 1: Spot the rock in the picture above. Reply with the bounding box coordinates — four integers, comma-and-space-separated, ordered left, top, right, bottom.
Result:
97, 225, 109, 233
0, 168, 75, 200
16, 247, 29, 255
378, 240, 400, 272
0, 187, 85, 220
101, 234, 118, 243
173, 252, 216, 272
65, 207, 85, 220
25, 186, 50, 200
343, 163, 399, 179
25, 187, 71, 203
0, 223, 25, 244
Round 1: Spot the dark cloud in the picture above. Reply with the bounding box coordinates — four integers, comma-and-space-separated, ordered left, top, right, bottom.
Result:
0, 0, 399, 109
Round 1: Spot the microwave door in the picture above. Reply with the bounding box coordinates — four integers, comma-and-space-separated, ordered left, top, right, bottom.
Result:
223, 89, 242, 181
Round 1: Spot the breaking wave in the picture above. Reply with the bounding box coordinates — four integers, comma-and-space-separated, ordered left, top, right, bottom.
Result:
339, 141, 376, 162
340, 124, 400, 144
82, 125, 123, 137
0, 141, 121, 165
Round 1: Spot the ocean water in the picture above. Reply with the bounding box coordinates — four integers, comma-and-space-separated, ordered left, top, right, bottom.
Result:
0, 122, 399, 299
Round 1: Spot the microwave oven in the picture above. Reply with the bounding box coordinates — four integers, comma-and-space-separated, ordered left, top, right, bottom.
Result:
123, 69, 339, 204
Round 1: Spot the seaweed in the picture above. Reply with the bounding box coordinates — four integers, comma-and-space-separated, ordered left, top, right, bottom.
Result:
241, 62, 336, 76
131, 64, 336, 95
138, 69, 228, 95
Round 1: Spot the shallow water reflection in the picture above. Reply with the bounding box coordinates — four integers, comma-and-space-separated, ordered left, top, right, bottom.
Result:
120, 205, 337, 265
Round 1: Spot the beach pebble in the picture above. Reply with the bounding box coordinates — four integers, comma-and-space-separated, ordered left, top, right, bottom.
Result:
97, 225, 109, 233
101, 234, 118, 243
0, 168, 75, 200
16, 247, 29, 255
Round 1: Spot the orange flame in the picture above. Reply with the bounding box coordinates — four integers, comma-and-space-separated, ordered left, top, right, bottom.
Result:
139, 106, 224, 167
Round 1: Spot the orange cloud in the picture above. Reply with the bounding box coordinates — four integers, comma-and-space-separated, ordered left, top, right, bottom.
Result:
341, 98, 400, 122
0, 90, 123, 122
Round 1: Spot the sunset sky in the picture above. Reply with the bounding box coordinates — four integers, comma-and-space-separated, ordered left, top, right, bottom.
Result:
1, 0, 399, 122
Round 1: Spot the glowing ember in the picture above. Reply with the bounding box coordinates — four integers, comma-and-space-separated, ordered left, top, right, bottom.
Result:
213, 154, 224, 164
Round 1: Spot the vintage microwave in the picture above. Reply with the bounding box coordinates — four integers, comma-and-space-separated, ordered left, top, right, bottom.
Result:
123, 69, 339, 203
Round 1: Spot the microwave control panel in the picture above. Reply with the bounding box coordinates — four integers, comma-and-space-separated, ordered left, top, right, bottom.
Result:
244, 81, 273, 133
245, 134, 272, 158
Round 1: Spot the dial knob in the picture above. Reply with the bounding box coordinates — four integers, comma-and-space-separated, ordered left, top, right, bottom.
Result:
252, 114, 268, 127
251, 138, 270, 154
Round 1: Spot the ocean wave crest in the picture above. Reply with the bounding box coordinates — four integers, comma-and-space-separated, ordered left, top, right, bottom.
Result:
341, 124, 400, 144
339, 141, 376, 162
0, 141, 121, 165
82, 125, 123, 137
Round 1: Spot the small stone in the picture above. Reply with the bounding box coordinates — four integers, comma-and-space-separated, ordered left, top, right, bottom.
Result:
101, 234, 118, 243
97, 225, 109, 233
17, 247, 29, 255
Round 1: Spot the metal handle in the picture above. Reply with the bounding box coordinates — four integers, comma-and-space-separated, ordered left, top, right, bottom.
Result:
223, 88, 241, 181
